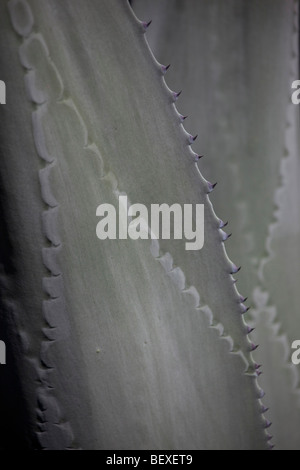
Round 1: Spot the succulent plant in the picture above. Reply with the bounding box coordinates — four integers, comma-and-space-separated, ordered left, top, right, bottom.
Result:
0, 0, 298, 450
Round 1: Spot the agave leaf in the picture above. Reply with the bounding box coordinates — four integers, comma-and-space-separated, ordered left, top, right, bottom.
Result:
132, 0, 296, 297
133, 0, 300, 449
250, 288, 300, 450
251, 25, 300, 448
0, 0, 268, 449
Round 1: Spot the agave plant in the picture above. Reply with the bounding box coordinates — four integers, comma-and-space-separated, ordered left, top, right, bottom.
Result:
0, 0, 299, 450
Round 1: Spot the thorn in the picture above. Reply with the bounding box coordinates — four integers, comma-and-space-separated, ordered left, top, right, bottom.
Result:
266, 434, 273, 441
142, 20, 152, 31
161, 64, 171, 74
240, 296, 248, 303
194, 154, 204, 162
241, 306, 251, 314
230, 264, 241, 274
179, 114, 188, 122
256, 371, 263, 377
250, 343, 259, 351
207, 182, 217, 193
247, 326, 255, 334
187, 133, 198, 144
258, 389, 265, 398
261, 406, 269, 413
220, 220, 228, 228
220, 230, 231, 242
254, 363, 262, 370
264, 420, 272, 429
172, 90, 182, 101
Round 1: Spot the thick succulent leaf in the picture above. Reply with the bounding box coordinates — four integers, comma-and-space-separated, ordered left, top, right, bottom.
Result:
250, 289, 300, 450
133, 0, 300, 449
132, 0, 296, 297
251, 15, 300, 449
0, 0, 269, 449
260, 70, 300, 358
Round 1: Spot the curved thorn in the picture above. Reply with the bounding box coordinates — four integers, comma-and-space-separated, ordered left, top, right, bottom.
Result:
219, 219, 228, 228
187, 133, 198, 144
161, 64, 171, 74
241, 306, 251, 314
172, 90, 182, 101
142, 20, 152, 31
207, 182, 217, 193
230, 264, 241, 275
